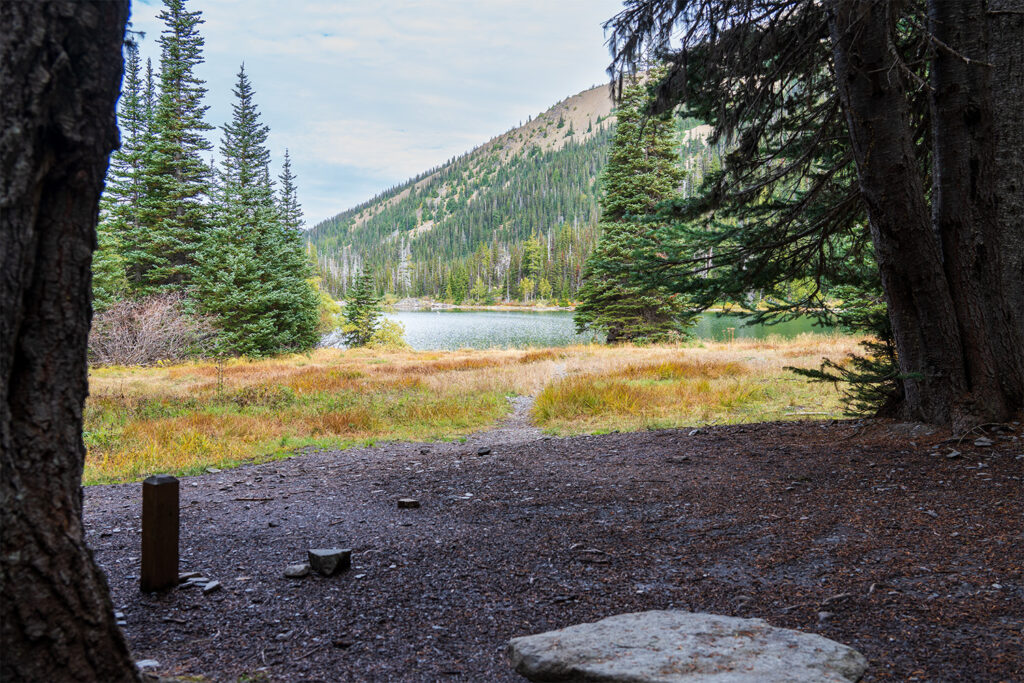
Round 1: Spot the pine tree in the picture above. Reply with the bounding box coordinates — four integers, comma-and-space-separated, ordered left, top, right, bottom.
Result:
278, 149, 302, 231
575, 76, 691, 343
342, 270, 382, 347
94, 42, 146, 309
129, 0, 212, 293
194, 64, 319, 356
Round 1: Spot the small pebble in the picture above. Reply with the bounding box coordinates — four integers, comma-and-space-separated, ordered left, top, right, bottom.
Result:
398, 498, 420, 509
202, 580, 221, 593
135, 660, 160, 670
284, 563, 310, 579
477, 446, 492, 455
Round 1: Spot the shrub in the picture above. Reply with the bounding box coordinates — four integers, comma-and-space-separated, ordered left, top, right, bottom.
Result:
367, 319, 410, 350
88, 293, 214, 366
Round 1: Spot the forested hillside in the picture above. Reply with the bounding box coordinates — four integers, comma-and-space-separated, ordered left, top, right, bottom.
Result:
307, 85, 715, 302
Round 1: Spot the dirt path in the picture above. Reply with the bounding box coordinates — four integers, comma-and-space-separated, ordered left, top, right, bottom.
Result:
83, 420, 1023, 682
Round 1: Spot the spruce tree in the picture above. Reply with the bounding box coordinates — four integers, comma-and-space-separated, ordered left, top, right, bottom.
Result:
277, 149, 302, 231
342, 271, 382, 347
129, 0, 212, 293
94, 42, 145, 309
195, 65, 319, 357
575, 77, 691, 343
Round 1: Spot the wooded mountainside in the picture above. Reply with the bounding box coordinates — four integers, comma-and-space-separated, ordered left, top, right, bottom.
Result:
306, 85, 715, 302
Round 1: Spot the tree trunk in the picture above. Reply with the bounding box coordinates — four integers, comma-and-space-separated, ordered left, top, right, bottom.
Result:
828, 0, 968, 427
0, 2, 137, 681
989, 0, 1024, 342
829, 0, 1024, 429
930, 0, 1024, 421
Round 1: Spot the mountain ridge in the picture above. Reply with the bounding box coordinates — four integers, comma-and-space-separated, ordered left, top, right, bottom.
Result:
307, 83, 713, 302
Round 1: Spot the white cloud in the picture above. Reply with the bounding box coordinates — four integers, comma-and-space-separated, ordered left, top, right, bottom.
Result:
129, 0, 624, 224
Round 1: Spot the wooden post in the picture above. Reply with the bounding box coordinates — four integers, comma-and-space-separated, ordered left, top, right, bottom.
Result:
141, 474, 179, 592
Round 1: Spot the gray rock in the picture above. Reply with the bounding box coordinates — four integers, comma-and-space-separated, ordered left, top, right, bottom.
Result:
202, 580, 221, 593
135, 660, 160, 670
398, 498, 421, 509
477, 446, 492, 455
284, 563, 310, 578
308, 548, 351, 576
508, 610, 867, 683
974, 437, 994, 447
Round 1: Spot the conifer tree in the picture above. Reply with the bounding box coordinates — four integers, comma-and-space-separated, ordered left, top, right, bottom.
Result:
278, 149, 302, 231
129, 0, 212, 293
94, 42, 146, 309
342, 271, 382, 347
195, 65, 319, 356
575, 77, 691, 342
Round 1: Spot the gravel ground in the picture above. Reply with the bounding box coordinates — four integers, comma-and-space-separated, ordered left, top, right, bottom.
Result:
83, 416, 1024, 682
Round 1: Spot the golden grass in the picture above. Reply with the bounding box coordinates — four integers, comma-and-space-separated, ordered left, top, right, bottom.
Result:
532, 334, 860, 434
84, 334, 862, 484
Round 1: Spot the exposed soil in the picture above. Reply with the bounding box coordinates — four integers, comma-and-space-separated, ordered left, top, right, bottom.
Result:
83, 416, 1023, 682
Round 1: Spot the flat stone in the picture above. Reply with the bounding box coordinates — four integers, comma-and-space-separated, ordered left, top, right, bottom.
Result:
397, 498, 421, 509
284, 563, 310, 578
974, 437, 994, 447
477, 446, 492, 455
202, 580, 221, 593
308, 548, 351, 576
178, 572, 201, 583
135, 660, 160, 670
508, 610, 867, 683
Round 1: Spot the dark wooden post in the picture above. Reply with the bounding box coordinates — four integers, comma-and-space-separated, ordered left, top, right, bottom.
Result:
141, 474, 179, 592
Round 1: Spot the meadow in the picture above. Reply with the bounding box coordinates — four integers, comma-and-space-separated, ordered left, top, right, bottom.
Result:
84, 334, 862, 484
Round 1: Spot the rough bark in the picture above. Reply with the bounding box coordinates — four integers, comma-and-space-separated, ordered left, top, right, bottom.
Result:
989, 0, 1024, 342
828, 0, 969, 426
930, 0, 1024, 421
0, 2, 138, 681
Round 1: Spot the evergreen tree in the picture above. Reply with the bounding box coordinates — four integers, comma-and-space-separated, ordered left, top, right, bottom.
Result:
195, 64, 319, 356
605, 1, 1024, 428
95, 42, 145, 309
129, 0, 212, 293
277, 149, 302, 231
342, 271, 382, 347
575, 76, 692, 343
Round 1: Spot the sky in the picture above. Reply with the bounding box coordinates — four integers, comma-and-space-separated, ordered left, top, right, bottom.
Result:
131, 0, 625, 226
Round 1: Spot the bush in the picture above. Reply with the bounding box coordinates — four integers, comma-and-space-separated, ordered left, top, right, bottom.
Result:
88, 293, 214, 366
367, 319, 410, 350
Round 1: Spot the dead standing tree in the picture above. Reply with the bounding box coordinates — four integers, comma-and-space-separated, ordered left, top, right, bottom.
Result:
1, 1, 138, 680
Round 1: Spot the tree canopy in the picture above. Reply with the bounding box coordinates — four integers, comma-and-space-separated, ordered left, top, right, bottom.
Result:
604, 0, 1024, 428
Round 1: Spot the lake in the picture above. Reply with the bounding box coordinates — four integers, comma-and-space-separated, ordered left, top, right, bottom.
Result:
324, 309, 833, 350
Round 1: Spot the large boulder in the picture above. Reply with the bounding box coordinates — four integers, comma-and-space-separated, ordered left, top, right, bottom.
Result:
508, 611, 867, 682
